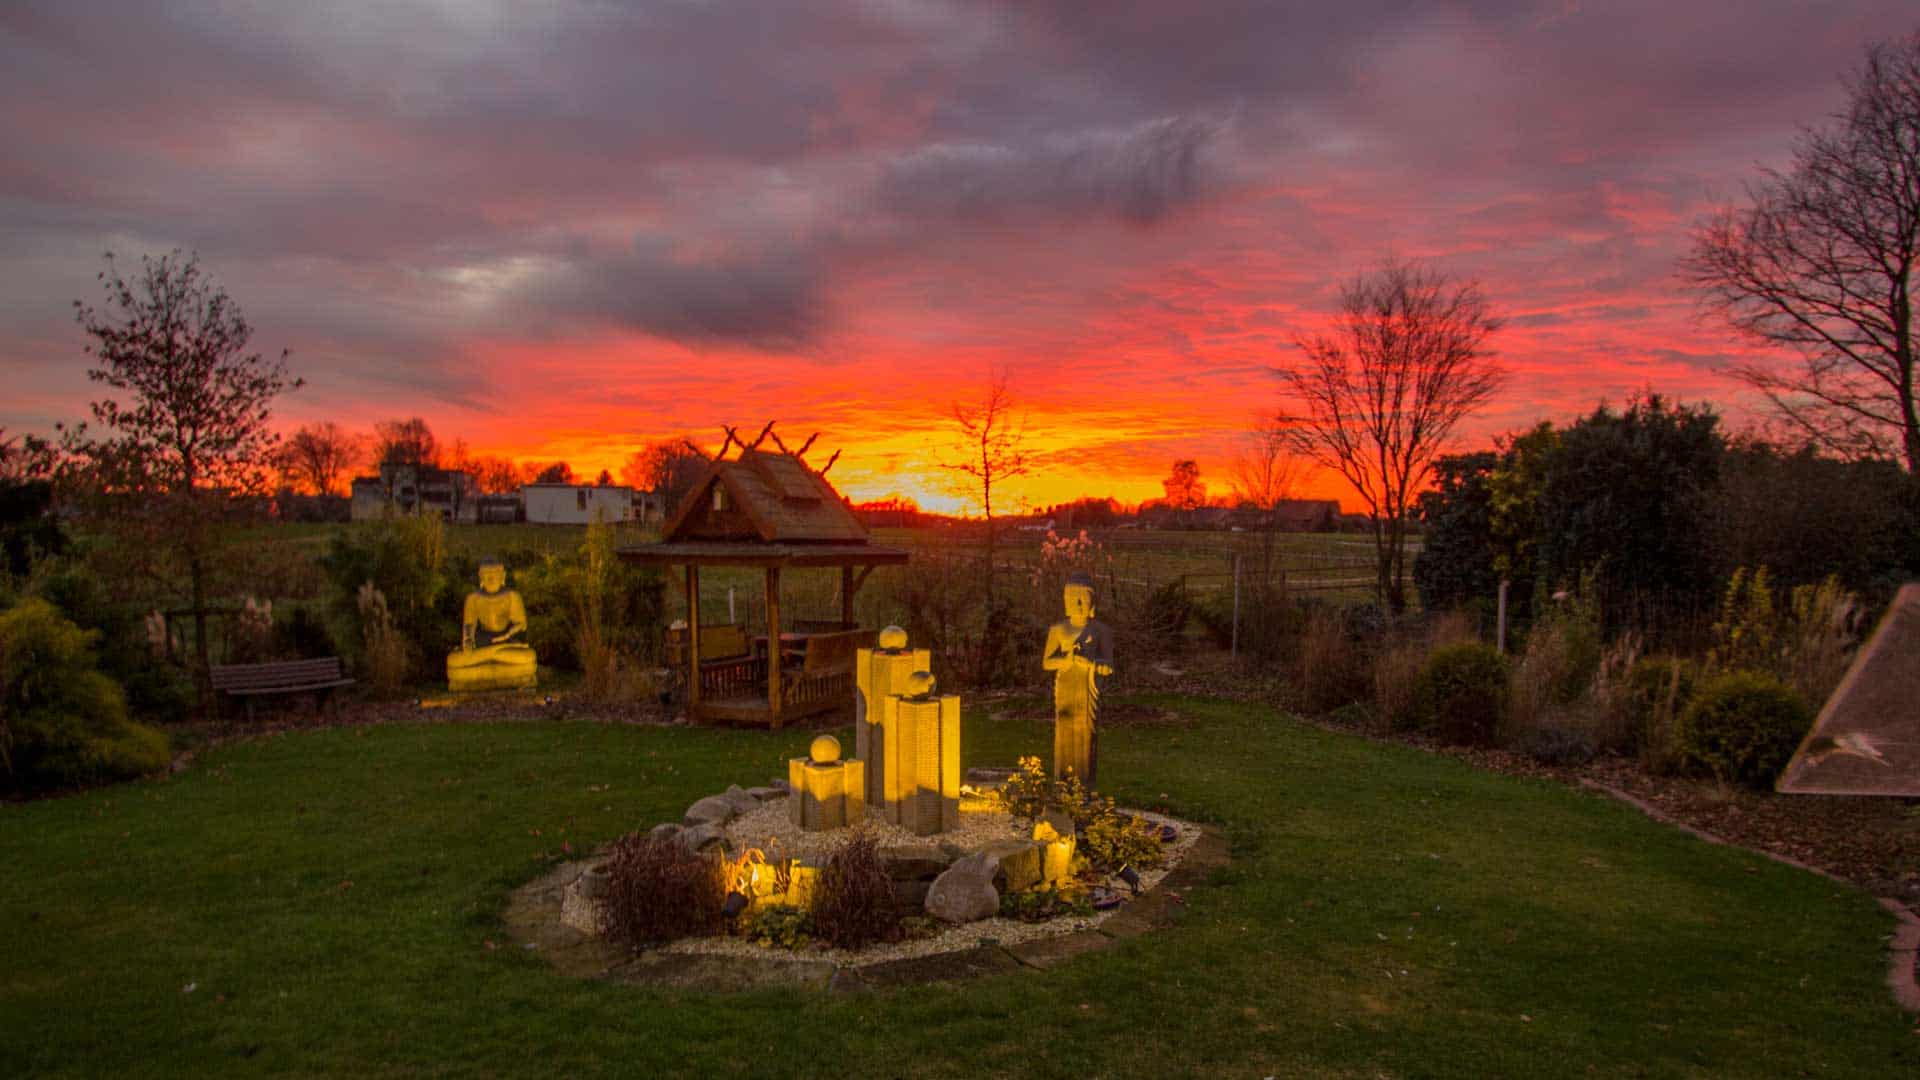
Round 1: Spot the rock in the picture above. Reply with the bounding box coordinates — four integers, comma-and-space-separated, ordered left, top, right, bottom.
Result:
968, 838, 1045, 893
924, 856, 1000, 924
769, 778, 792, 792
576, 863, 612, 900
675, 822, 727, 855
649, 822, 683, 843
684, 796, 738, 827
879, 843, 954, 881
720, 785, 761, 814
892, 880, 932, 909
746, 786, 787, 801
963, 766, 1015, 788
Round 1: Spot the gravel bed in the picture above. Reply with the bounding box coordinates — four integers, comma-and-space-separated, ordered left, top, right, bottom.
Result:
656, 806, 1202, 968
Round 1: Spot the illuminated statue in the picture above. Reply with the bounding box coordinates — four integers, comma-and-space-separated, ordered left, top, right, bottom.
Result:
857, 625, 931, 810
1042, 572, 1112, 787
789, 734, 867, 831
447, 557, 538, 691
878, 670, 960, 836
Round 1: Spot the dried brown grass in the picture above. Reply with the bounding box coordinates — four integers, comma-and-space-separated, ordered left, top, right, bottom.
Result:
599, 833, 729, 945
810, 830, 901, 949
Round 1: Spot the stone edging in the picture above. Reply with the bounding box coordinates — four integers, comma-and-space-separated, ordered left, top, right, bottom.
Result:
501, 825, 1231, 991
1577, 778, 1920, 1014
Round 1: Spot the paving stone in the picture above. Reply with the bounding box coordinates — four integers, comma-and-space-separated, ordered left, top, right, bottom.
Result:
746, 786, 787, 801
720, 784, 761, 814
649, 822, 683, 842
1096, 890, 1179, 939
1006, 930, 1113, 969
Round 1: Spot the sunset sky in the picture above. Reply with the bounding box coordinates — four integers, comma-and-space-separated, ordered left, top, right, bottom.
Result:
2, 2, 1910, 513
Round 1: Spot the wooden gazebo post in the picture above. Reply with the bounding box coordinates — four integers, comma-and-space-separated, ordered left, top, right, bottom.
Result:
621, 431, 908, 728
685, 565, 701, 713
765, 566, 782, 726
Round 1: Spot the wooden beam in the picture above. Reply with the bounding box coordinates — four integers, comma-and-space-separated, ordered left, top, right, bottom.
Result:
841, 565, 854, 628
795, 432, 820, 459
819, 448, 841, 475
748, 421, 775, 451
767, 425, 793, 454
718, 426, 741, 459
851, 564, 877, 597
765, 566, 782, 730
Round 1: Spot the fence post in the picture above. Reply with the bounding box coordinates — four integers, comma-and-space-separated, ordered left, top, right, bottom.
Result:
1231, 553, 1241, 658
1496, 578, 1509, 654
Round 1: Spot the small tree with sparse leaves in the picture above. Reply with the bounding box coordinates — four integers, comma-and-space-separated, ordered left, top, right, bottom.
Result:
66, 251, 299, 702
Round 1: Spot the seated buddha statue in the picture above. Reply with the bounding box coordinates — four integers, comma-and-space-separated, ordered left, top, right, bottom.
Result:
447, 557, 538, 691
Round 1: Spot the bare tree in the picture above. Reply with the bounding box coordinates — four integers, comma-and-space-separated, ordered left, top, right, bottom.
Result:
527, 461, 574, 485
468, 455, 522, 494
1685, 32, 1920, 472
621, 438, 708, 515
939, 369, 1031, 605
276, 421, 362, 495
1280, 259, 1505, 614
68, 251, 298, 695
1162, 459, 1207, 514
373, 417, 439, 469
1230, 417, 1302, 593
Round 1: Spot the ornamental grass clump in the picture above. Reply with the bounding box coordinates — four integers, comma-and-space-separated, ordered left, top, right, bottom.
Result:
598, 833, 729, 946
1624, 655, 1697, 772
1676, 670, 1812, 789
810, 831, 899, 949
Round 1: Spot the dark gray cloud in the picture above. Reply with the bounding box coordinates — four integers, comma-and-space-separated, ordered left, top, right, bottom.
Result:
3, 0, 1919, 443
523, 238, 824, 349
874, 115, 1224, 226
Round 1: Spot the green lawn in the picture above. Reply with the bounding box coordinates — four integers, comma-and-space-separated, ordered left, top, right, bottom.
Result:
2, 698, 1910, 1078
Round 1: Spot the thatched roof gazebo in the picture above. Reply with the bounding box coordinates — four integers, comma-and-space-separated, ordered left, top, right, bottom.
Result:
619, 427, 908, 728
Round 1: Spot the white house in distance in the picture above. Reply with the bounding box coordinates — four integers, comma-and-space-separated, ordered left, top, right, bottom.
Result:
522, 483, 657, 524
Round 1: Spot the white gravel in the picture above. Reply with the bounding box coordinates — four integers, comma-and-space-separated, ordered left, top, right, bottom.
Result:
651, 804, 1202, 968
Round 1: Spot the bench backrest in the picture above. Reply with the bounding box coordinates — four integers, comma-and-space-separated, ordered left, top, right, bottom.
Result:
800, 629, 876, 675
210, 657, 346, 690
665, 622, 751, 664
698, 623, 751, 661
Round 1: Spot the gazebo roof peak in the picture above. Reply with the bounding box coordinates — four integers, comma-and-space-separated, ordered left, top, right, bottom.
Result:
661, 423, 869, 545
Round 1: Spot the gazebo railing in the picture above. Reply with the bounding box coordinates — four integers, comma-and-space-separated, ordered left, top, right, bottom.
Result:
700, 654, 767, 700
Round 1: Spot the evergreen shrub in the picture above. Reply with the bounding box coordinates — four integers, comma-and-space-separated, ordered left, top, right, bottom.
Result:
1676, 670, 1811, 789
1406, 642, 1510, 745
0, 598, 169, 793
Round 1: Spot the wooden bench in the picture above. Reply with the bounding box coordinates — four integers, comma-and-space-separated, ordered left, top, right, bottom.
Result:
210, 657, 355, 722
778, 628, 875, 716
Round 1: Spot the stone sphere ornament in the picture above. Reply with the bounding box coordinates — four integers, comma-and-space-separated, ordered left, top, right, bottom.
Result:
877, 625, 909, 651
903, 669, 936, 698
809, 734, 842, 764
